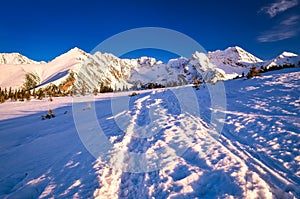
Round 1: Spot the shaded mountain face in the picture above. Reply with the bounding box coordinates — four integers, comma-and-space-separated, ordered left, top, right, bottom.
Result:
0, 47, 299, 92
70, 50, 225, 93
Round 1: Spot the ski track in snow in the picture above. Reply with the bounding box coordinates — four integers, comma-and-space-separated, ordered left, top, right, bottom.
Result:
0, 68, 299, 198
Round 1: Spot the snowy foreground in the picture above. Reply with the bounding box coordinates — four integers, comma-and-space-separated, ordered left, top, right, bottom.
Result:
0, 68, 299, 198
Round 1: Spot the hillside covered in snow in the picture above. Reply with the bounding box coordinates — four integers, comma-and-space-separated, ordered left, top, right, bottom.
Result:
0, 68, 299, 198
0, 53, 43, 65
0, 46, 299, 93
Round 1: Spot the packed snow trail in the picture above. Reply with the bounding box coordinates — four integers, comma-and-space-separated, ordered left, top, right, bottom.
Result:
92, 89, 275, 198
0, 68, 299, 198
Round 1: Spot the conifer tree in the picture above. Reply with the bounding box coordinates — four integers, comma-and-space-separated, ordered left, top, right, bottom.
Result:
93, 88, 98, 96
25, 91, 31, 101
8, 87, 12, 99
23, 72, 40, 90
19, 89, 25, 101
0, 94, 4, 103
14, 90, 18, 101
0, 89, 4, 103
11, 94, 15, 101
4, 88, 9, 100
193, 77, 200, 90
37, 88, 45, 100
246, 66, 262, 79
32, 89, 36, 98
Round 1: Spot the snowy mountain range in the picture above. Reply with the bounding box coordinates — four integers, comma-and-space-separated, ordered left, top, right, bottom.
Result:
0, 46, 299, 91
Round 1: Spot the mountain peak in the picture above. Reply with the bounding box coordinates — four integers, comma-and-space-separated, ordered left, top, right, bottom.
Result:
278, 51, 298, 58
208, 46, 262, 64
64, 47, 88, 57
0, 52, 39, 64
226, 46, 244, 52
225, 46, 263, 63
67, 47, 86, 54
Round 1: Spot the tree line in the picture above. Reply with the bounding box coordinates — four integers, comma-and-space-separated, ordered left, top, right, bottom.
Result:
0, 86, 56, 103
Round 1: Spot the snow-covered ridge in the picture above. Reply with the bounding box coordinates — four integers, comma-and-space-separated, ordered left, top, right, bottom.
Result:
207, 46, 299, 78
207, 46, 264, 79
279, 51, 298, 58
262, 51, 299, 70
0, 46, 299, 90
208, 46, 263, 64
0, 53, 42, 65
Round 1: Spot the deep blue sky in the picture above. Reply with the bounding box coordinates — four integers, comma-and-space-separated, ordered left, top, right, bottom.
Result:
0, 0, 299, 62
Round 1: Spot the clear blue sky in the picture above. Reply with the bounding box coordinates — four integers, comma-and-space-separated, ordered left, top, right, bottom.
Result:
0, 0, 299, 62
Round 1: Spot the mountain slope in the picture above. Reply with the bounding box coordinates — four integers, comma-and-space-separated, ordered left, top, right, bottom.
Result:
0, 53, 41, 65
208, 46, 264, 78
0, 48, 83, 89
261, 51, 299, 70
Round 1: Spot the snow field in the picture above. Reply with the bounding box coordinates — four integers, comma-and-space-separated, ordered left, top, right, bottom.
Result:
0, 68, 299, 198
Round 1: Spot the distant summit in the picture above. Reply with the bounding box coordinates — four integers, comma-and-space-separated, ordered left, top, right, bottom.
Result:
0, 53, 42, 65
208, 46, 262, 65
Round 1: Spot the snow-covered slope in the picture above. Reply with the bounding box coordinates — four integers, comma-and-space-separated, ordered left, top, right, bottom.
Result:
0, 68, 299, 198
72, 51, 137, 92
129, 52, 226, 88
0, 48, 132, 90
0, 53, 41, 64
0, 48, 84, 89
208, 46, 264, 78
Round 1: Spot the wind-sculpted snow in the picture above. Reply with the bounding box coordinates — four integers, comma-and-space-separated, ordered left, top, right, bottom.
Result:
0, 68, 299, 198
